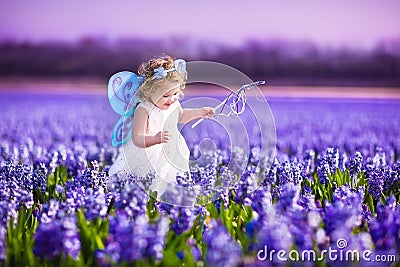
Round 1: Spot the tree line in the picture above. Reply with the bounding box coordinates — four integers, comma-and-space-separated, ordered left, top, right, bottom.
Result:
0, 37, 399, 86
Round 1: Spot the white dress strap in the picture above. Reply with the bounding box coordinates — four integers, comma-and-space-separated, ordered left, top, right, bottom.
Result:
136, 101, 152, 113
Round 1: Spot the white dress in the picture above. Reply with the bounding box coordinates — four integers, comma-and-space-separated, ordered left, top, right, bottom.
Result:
108, 101, 191, 197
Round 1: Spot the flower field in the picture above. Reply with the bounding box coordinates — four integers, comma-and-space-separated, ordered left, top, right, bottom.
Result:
0, 92, 399, 266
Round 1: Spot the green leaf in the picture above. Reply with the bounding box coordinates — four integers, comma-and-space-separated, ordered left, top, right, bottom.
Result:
6, 207, 38, 267
146, 196, 159, 222
206, 203, 219, 218
365, 193, 375, 215
161, 250, 181, 267
76, 209, 108, 266
182, 246, 196, 266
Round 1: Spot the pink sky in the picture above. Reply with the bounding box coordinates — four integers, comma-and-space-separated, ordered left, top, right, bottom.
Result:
1, 0, 400, 49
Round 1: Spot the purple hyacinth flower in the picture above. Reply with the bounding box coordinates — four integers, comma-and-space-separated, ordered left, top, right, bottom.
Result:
276, 183, 301, 211
99, 212, 170, 264
324, 186, 364, 236
367, 169, 384, 201
168, 206, 197, 235
203, 219, 242, 267
0, 224, 6, 261
346, 151, 363, 178
369, 196, 399, 252
33, 216, 81, 260
317, 159, 331, 184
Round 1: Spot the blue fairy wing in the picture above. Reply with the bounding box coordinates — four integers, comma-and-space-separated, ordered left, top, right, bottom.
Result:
111, 115, 134, 147
174, 59, 186, 74
108, 71, 143, 116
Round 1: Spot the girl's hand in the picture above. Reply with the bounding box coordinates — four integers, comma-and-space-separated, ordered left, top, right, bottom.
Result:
155, 131, 170, 144
202, 107, 215, 119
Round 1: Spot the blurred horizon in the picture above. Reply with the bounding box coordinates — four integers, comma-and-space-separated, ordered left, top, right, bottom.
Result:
1, 36, 399, 87
0, 1, 399, 87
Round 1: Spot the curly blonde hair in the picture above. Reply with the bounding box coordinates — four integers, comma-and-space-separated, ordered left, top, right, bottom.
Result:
136, 55, 187, 102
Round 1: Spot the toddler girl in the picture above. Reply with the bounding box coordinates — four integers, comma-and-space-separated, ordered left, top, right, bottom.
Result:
109, 55, 214, 200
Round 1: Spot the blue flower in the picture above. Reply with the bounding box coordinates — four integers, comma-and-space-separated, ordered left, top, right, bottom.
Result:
152, 67, 167, 80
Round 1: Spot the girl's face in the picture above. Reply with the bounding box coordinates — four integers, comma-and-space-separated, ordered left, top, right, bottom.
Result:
151, 83, 181, 110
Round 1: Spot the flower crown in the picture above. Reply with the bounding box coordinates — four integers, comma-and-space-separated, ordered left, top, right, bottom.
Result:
150, 59, 186, 80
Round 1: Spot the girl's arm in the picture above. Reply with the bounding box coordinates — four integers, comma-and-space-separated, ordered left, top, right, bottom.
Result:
131, 107, 170, 148
179, 107, 215, 124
